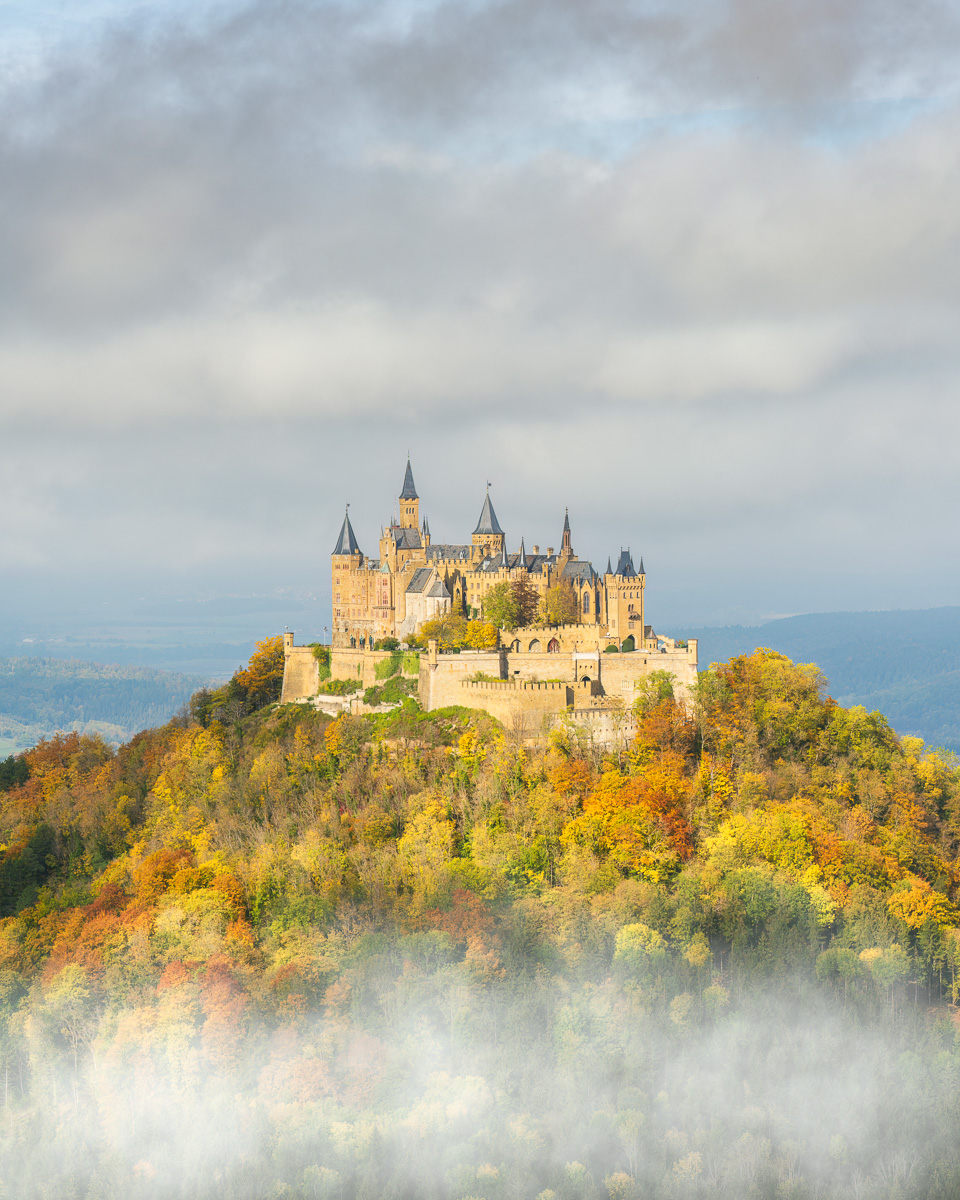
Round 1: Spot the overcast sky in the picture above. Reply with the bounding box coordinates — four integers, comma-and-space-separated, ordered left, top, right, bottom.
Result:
2, 0, 960, 628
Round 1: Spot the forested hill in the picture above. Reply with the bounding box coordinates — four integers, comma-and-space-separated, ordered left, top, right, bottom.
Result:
669, 606, 960, 753
4, 645, 960, 1197
0, 657, 206, 753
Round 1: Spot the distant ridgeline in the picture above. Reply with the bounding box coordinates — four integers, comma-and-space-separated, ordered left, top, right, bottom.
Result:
0, 657, 207, 752
669, 607, 960, 755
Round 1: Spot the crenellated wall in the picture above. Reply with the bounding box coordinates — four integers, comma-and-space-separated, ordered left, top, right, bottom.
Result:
280, 629, 698, 748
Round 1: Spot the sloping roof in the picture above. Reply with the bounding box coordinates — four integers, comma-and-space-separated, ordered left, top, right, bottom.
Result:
561, 559, 597, 583
392, 526, 422, 549
473, 491, 505, 536
638, 557, 645, 576
333, 511, 361, 555
426, 544, 471, 561
615, 549, 636, 578
406, 567, 434, 594
427, 580, 451, 599
400, 459, 418, 500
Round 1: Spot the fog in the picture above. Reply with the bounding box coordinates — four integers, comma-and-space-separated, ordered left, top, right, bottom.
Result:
4, 957, 957, 1199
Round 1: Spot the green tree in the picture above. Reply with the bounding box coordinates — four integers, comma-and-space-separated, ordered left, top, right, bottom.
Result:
483, 582, 520, 630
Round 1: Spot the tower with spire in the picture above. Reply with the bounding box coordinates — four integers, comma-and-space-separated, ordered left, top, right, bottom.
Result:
328, 455, 649, 650
471, 485, 506, 559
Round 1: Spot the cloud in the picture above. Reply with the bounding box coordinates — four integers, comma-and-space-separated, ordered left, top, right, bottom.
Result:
2, 0, 960, 621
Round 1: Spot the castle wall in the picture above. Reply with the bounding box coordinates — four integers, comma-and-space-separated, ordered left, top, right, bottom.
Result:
418, 649, 503, 710
280, 642, 319, 703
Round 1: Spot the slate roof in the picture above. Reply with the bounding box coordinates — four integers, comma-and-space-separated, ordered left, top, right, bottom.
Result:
333, 511, 361, 555
561, 559, 597, 583
391, 526, 422, 550
615, 549, 636, 578
473, 491, 505, 536
406, 567, 434, 594
426, 544, 472, 561
400, 459, 418, 500
427, 580, 451, 600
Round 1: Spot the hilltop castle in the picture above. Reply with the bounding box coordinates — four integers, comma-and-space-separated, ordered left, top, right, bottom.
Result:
331, 458, 648, 650
281, 460, 697, 742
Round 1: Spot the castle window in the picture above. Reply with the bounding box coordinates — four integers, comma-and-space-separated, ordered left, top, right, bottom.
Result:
583, 593, 590, 613
547, 638, 560, 653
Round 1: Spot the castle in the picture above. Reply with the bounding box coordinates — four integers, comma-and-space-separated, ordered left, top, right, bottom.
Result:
281, 460, 698, 742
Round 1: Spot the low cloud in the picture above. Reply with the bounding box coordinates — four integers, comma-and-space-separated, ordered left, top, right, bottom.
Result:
1, 0, 959, 620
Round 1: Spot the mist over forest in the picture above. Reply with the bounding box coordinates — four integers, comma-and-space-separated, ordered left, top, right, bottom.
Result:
2, 641, 960, 1198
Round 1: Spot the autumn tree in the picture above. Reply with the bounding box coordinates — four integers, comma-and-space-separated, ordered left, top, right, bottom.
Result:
235, 636, 285, 708
541, 583, 579, 626
511, 575, 539, 627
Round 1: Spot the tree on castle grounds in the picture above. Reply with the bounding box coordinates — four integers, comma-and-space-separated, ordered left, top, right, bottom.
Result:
511, 575, 540, 627
541, 583, 579, 626
482, 583, 519, 630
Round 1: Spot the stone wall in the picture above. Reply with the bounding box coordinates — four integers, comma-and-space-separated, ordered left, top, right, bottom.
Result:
280, 642, 319, 703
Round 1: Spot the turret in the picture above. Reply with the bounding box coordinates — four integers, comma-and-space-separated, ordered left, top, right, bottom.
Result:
399, 457, 419, 529
471, 485, 506, 558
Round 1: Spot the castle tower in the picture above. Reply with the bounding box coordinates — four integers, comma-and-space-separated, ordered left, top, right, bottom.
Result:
471, 486, 506, 558
605, 548, 645, 646
399, 457, 419, 529
331, 507, 364, 636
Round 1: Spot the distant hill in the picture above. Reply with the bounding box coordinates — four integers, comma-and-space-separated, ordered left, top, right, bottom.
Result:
0, 657, 207, 754
665, 607, 960, 753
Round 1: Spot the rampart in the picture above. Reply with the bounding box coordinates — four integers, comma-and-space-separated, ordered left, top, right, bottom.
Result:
280, 629, 698, 748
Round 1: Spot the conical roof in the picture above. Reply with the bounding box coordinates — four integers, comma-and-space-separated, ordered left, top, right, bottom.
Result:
638, 557, 645, 576
473, 490, 504, 536
400, 458, 418, 500
333, 510, 361, 555
606, 556, 613, 575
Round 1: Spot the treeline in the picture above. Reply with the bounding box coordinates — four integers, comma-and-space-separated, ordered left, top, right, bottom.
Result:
0, 656, 206, 749
675, 606, 960, 751
2, 651, 960, 1196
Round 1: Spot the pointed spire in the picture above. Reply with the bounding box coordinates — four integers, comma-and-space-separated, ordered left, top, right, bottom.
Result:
423, 515, 431, 537
333, 506, 361, 555
638, 557, 645, 576
400, 457, 418, 500
606, 556, 613, 575
559, 506, 573, 556
519, 536, 526, 565
473, 487, 505, 535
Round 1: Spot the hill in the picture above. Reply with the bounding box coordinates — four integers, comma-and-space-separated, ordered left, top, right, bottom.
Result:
0, 657, 208, 754
667, 606, 960, 753
2, 647, 960, 1198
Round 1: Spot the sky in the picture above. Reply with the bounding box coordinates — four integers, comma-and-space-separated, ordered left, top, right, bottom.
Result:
2, 0, 960, 631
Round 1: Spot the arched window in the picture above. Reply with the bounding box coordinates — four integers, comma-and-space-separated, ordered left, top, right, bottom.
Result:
511, 640, 521, 653
529, 639, 541, 652
583, 592, 591, 614
547, 638, 560, 653
580, 675, 591, 684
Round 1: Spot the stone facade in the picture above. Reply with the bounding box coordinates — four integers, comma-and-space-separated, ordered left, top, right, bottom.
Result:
281, 461, 698, 745
330, 459, 649, 651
